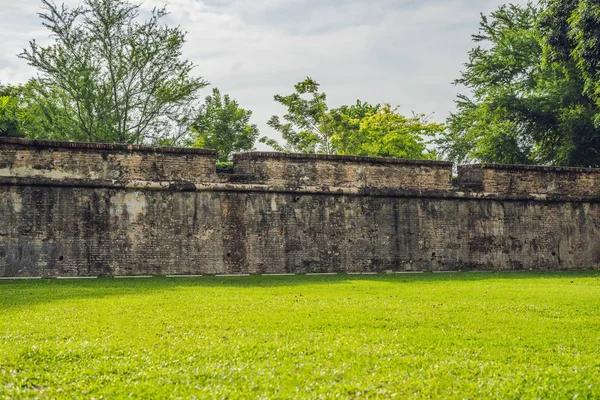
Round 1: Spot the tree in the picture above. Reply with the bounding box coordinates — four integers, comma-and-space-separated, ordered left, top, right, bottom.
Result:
262, 78, 439, 159
0, 96, 22, 137
19, 0, 207, 145
333, 104, 441, 159
328, 100, 380, 155
261, 77, 333, 154
541, 1, 600, 113
440, 3, 600, 166
0, 83, 25, 137
189, 88, 259, 161
14, 80, 85, 140
0, 81, 74, 139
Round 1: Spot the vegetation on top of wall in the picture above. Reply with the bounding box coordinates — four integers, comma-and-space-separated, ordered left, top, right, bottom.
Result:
0, 83, 25, 137
216, 161, 234, 174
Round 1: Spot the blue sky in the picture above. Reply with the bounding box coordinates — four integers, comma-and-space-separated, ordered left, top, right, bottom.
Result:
0, 0, 528, 148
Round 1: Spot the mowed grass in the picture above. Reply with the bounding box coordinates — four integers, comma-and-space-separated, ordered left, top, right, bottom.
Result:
1, 272, 600, 399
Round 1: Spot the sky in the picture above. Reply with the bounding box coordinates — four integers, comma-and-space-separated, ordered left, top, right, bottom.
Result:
0, 0, 528, 149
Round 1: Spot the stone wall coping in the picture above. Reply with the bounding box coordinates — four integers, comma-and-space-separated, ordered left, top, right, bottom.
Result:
233, 151, 453, 167
459, 163, 600, 174
2, 175, 599, 203
0, 137, 218, 156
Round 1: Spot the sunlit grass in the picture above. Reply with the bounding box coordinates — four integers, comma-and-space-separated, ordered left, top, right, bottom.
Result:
1, 272, 599, 399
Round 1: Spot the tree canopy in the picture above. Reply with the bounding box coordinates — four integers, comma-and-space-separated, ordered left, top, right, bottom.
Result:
346, 105, 441, 159
262, 78, 440, 160
542, 0, 600, 103
18, 0, 207, 145
0, 83, 25, 137
440, 2, 600, 166
189, 88, 259, 161
8, 0, 600, 166
262, 77, 333, 154
330, 102, 441, 159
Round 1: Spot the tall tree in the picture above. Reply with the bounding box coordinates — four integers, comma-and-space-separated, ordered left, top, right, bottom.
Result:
19, 0, 207, 145
189, 88, 259, 161
441, 3, 600, 166
261, 77, 333, 154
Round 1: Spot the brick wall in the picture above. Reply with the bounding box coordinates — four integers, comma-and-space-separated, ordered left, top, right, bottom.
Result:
233, 152, 453, 191
458, 163, 600, 197
0, 137, 218, 183
1, 138, 600, 276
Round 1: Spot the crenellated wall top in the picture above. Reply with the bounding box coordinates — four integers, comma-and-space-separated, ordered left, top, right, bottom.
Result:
2, 138, 600, 198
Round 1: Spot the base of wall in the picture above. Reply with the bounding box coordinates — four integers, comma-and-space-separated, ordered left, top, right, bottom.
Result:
0, 269, 595, 280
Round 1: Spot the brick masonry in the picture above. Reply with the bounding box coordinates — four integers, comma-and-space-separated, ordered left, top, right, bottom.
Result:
1, 138, 599, 276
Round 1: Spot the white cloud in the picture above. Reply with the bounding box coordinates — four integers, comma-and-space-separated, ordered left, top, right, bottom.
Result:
0, 0, 528, 149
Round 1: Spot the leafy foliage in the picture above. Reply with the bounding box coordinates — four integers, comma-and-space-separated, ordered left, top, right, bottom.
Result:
0, 81, 76, 139
263, 79, 440, 159
0, 83, 25, 137
19, 0, 207, 145
262, 77, 333, 154
0, 97, 22, 137
328, 100, 380, 155
333, 104, 441, 159
542, 1, 600, 112
190, 88, 259, 161
17, 80, 86, 141
441, 3, 600, 166
215, 161, 234, 173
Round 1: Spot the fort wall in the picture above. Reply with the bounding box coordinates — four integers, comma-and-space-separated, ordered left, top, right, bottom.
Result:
458, 163, 600, 197
232, 152, 453, 190
1, 138, 599, 277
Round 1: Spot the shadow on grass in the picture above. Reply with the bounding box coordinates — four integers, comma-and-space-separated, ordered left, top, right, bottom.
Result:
1, 270, 598, 311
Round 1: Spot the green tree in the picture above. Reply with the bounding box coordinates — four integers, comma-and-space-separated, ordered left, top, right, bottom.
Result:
262, 79, 439, 159
441, 3, 600, 166
328, 100, 380, 155
19, 0, 207, 145
333, 104, 441, 159
189, 88, 259, 161
0, 96, 23, 137
21, 80, 85, 140
541, 1, 600, 112
261, 77, 333, 154
0, 83, 25, 137
0, 80, 93, 140
0, 83, 21, 98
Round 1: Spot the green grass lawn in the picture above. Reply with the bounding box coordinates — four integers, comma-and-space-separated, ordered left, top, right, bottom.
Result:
1, 272, 600, 399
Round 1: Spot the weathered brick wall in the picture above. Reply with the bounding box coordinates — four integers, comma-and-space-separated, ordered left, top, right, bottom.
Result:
233, 152, 453, 191
458, 163, 600, 197
0, 137, 218, 183
1, 138, 599, 276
